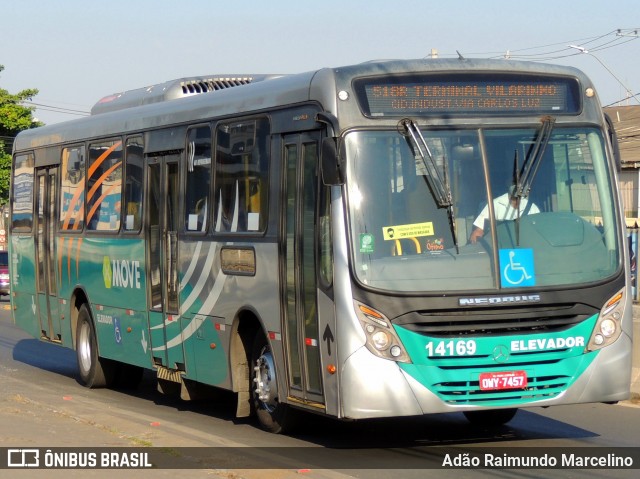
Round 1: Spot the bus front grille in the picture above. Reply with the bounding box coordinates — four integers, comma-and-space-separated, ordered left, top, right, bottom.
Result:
434, 374, 569, 404
394, 303, 598, 336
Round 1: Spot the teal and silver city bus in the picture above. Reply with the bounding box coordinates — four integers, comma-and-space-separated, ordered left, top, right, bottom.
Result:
10, 59, 632, 432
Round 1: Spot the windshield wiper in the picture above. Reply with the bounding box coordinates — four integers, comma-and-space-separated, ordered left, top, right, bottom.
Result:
515, 115, 555, 200
512, 115, 556, 245
400, 118, 459, 254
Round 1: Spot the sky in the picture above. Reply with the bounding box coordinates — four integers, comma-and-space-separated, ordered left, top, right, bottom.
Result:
1, 0, 639, 126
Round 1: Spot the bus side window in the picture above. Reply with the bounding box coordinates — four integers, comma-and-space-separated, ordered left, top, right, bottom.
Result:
184, 126, 212, 232
86, 139, 122, 232
214, 118, 270, 233
11, 153, 35, 232
124, 137, 144, 232
60, 146, 85, 231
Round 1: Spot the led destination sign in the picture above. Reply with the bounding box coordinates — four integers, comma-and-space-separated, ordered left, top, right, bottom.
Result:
355, 74, 581, 117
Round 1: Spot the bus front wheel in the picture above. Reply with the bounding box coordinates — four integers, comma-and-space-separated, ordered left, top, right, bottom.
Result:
250, 334, 293, 433
76, 304, 116, 388
463, 408, 518, 427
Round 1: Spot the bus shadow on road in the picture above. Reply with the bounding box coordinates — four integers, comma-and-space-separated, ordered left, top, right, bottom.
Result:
12, 338, 79, 379
214, 409, 602, 469
11, 338, 598, 449
284, 408, 598, 448
11, 336, 240, 421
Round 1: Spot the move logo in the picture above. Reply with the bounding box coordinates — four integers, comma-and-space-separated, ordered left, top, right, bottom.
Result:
102, 256, 112, 289
102, 256, 142, 289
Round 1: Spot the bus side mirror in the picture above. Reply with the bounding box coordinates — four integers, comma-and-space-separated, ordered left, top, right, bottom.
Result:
321, 137, 344, 185
604, 113, 622, 173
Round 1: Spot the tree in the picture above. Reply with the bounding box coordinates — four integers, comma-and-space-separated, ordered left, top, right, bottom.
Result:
0, 150, 10, 204
0, 64, 43, 205
0, 147, 13, 205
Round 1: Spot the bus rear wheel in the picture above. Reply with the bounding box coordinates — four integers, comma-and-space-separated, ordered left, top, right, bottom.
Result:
463, 408, 518, 427
76, 304, 116, 388
251, 334, 293, 433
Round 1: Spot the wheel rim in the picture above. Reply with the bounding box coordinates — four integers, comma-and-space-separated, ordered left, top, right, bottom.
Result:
253, 346, 278, 413
77, 320, 92, 375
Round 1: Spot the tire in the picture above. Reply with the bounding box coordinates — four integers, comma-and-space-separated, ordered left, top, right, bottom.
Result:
251, 334, 293, 433
463, 408, 518, 427
75, 304, 116, 388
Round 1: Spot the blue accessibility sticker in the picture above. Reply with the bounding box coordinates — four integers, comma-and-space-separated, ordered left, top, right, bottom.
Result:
499, 248, 535, 287
113, 317, 123, 345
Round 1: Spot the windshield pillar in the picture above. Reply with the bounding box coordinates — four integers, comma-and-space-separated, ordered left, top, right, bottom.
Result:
477, 129, 500, 279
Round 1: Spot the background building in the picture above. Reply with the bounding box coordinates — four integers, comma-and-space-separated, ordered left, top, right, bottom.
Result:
605, 105, 640, 225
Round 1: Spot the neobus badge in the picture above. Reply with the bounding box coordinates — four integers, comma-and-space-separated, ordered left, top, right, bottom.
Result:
102, 256, 142, 289
458, 294, 541, 306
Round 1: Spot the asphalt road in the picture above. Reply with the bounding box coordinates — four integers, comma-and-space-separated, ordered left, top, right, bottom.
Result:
1, 299, 639, 479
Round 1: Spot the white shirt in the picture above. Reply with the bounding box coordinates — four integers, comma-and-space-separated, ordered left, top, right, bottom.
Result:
473, 192, 540, 229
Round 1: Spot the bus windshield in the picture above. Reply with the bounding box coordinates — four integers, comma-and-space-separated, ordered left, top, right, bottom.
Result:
346, 126, 620, 292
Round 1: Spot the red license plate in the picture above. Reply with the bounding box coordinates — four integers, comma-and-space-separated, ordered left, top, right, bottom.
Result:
479, 370, 527, 391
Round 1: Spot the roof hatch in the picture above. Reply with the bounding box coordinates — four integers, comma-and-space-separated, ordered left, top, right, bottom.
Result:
90, 74, 283, 115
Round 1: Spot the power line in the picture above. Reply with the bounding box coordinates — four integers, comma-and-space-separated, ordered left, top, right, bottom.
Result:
568, 44, 640, 105
460, 31, 617, 57
438, 28, 639, 62
21, 100, 89, 116
438, 29, 640, 107
605, 95, 640, 107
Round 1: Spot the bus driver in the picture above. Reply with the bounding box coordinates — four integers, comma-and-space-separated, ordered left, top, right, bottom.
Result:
469, 185, 540, 243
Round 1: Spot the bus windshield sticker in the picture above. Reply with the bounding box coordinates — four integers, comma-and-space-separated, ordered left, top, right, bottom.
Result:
382, 222, 434, 241
425, 237, 445, 253
359, 233, 375, 253
499, 248, 536, 287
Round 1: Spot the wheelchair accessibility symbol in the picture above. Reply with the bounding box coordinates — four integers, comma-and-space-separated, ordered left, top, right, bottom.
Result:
499, 249, 536, 287
114, 317, 123, 345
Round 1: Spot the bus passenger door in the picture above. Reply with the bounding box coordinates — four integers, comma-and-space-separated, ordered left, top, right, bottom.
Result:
146, 154, 184, 371
282, 132, 325, 406
34, 167, 60, 341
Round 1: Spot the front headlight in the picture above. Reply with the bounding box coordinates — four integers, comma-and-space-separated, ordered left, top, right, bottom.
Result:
600, 318, 617, 338
354, 300, 411, 363
587, 289, 624, 351
372, 331, 391, 350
